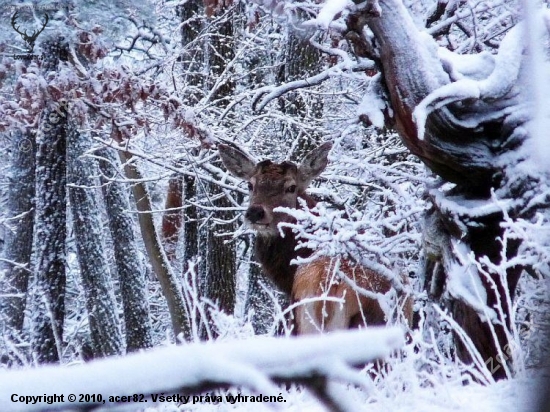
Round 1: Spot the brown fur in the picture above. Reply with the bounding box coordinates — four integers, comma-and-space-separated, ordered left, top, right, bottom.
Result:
218, 142, 413, 335
292, 257, 412, 334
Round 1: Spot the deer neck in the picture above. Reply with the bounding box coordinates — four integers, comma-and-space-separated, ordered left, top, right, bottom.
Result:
253, 193, 316, 296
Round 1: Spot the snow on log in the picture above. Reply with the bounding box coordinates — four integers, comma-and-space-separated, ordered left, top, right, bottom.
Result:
0, 328, 404, 411
413, 20, 527, 140
446, 240, 497, 324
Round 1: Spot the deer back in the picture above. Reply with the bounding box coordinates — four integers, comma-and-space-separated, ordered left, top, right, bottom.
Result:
292, 257, 413, 334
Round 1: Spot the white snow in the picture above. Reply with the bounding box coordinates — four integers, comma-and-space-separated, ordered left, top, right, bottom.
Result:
438, 48, 496, 81
445, 240, 497, 323
357, 74, 387, 129
304, 0, 352, 29
414, 19, 527, 140
521, 7, 550, 173
0, 328, 404, 411
428, 188, 517, 219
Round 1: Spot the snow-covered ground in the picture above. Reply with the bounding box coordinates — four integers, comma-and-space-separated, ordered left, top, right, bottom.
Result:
1, 324, 547, 411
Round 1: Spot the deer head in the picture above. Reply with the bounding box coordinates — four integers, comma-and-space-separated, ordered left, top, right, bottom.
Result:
11, 11, 49, 54
219, 142, 332, 236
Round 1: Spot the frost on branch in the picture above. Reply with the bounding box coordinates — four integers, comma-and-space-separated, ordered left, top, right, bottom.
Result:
305, 0, 353, 29
357, 73, 390, 129
279, 203, 409, 292
445, 241, 497, 324
0, 328, 405, 411
413, 19, 529, 141
273, 139, 424, 309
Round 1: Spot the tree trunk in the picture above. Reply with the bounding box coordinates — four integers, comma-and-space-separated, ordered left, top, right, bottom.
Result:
361, 0, 493, 191
177, 0, 204, 106
196, 3, 237, 339
160, 0, 204, 264
118, 150, 191, 342
98, 147, 154, 352
183, 172, 199, 273
355, 0, 537, 378
0, 129, 36, 363
31, 110, 66, 363
68, 127, 123, 358
161, 173, 184, 262
244, 258, 290, 335
202, 179, 237, 321
206, 5, 235, 104
30, 40, 69, 364
280, 11, 324, 161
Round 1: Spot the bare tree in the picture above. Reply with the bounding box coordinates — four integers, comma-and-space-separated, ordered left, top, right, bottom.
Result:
198, 4, 238, 338
98, 147, 153, 351
0, 129, 35, 363
161, 171, 184, 262
169, 1, 240, 338
118, 147, 192, 342
68, 126, 123, 358
30, 40, 69, 363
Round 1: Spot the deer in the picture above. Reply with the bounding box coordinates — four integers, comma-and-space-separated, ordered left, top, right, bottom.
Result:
218, 141, 412, 335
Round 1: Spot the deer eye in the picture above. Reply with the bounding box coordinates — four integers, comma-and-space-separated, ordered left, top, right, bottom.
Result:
286, 185, 297, 193
247, 182, 253, 191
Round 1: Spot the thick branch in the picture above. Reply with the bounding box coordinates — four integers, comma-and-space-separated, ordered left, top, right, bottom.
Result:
363, 0, 499, 191
0, 328, 404, 411
118, 151, 191, 342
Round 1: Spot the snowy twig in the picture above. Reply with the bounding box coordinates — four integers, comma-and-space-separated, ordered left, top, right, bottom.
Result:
0, 328, 405, 411
251, 61, 374, 112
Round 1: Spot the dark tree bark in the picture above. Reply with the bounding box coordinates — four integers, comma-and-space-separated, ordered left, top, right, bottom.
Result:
160, 2, 205, 266
279, 10, 324, 161
161, 173, 184, 262
0, 129, 36, 362
177, 0, 205, 106
194, 3, 237, 339
173, 1, 202, 274
182, 172, 199, 273
30, 40, 69, 363
98, 148, 154, 352
341, 0, 549, 379
358, 2, 494, 191
244, 258, 290, 335
68, 127, 123, 358
206, 4, 235, 104
202, 179, 237, 322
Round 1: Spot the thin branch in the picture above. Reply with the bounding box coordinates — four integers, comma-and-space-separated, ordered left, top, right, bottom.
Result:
252, 61, 374, 113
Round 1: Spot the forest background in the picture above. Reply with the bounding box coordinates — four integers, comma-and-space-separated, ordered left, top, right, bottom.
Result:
0, 0, 549, 411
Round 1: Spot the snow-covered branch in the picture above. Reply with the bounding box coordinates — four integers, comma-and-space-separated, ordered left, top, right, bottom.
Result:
251, 60, 374, 112
413, 18, 531, 140
277, 201, 421, 293
0, 328, 405, 411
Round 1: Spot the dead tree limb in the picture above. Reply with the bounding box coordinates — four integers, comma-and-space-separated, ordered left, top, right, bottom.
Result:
0, 327, 405, 411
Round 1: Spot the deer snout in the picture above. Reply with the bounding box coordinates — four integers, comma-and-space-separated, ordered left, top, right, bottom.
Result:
245, 205, 266, 224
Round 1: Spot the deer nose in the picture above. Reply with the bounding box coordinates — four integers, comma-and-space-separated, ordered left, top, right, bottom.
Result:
245, 205, 265, 224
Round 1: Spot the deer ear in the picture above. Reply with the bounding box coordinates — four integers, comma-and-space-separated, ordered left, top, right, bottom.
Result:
218, 143, 257, 180
298, 142, 332, 187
